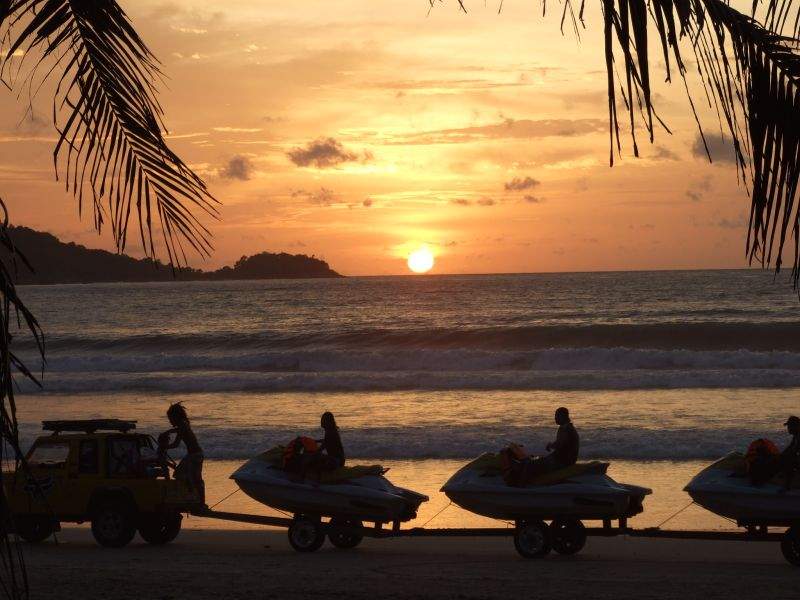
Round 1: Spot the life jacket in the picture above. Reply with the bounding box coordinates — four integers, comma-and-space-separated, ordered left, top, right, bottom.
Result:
499, 444, 528, 486
745, 438, 780, 468
282, 436, 319, 469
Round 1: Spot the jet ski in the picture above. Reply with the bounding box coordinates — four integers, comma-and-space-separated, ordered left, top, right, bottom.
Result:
685, 452, 800, 525
231, 448, 428, 525
442, 453, 651, 521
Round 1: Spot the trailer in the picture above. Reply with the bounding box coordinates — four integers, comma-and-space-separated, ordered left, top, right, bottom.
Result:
191, 507, 800, 566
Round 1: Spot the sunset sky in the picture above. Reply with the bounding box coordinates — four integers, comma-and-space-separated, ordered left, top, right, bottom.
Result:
0, 1, 753, 275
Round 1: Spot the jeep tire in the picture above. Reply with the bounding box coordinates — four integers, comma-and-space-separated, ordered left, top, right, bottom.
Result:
139, 512, 182, 545
91, 502, 136, 548
15, 516, 55, 543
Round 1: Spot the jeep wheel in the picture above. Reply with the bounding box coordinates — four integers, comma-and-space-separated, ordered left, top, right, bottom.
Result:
139, 512, 182, 545
15, 516, 54, 543
91, 503, 136, 548
781, 526, 800, 567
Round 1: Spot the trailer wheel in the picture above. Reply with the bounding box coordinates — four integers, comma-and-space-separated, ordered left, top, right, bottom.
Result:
328, 518, 363, 549
288, 516, 325, 553
91, 502, 136, 548
139, 512, 182, 545
514, 520, 551, 559
781, 526, 800, 567
14, 516, 55, 543
550, 519, 587, 555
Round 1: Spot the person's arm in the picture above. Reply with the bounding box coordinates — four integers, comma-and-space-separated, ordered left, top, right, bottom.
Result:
547, 429, 565, 452
785, 440, 799, 490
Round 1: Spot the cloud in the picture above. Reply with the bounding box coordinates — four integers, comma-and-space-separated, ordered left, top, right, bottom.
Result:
685, 175, 713, 202
292, 187, 337, 206
450, 197, 497, 207
523, 195, 544, 203
391, 118, 607, 145
504, 176, 540, 191
213, 126, 262, 133
716, 212, 748, 230
653, 146, 679, 161
287, 137, 370, 168
220, 155, 253, 180
362, 198, 374, 207
686, 190, 703, 202
691, 133, 738, 164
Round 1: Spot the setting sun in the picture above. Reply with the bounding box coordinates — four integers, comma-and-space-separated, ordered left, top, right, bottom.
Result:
407, 247, 435, 274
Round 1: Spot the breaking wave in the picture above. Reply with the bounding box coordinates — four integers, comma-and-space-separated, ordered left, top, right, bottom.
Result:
18, 321, 800, 353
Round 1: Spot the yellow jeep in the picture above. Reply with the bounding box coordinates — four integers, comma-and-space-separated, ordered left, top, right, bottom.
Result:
4, 419, 202, 547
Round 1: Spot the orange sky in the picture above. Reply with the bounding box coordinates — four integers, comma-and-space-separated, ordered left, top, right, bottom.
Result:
0, 1, 755, 275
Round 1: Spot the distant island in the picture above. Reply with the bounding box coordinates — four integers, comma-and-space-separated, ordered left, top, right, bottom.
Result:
1, 227, 342, 284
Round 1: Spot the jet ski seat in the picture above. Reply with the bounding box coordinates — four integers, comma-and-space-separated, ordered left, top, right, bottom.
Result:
467, 452, 610, 485
707, 451, 800, 489
711, 452, 748, 476
252, 446, 385, 483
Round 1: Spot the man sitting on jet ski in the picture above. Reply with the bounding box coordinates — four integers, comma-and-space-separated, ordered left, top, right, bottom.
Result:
748, 416, 800, 489
779, 415, 800, 490
500, 407, 580, 486
539, 406, 580, 472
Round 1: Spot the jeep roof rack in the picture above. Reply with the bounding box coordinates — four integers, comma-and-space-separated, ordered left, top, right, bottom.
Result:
42, 419, 137, 434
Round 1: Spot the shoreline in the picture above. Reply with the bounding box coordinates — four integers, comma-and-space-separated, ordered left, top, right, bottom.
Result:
24, 528, 798, 599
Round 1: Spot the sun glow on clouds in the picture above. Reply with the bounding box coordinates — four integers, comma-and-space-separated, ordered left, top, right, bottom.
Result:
0, 0, 747, 276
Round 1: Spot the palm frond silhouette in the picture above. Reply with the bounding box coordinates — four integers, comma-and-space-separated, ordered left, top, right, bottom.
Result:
0, 2, 216, 597
439, 0, 800, 283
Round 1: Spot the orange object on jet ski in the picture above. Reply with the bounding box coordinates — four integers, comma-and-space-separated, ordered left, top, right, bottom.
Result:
282, 436, 319, 468
745, 438, 779, 467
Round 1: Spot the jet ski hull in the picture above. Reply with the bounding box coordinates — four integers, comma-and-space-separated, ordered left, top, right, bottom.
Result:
441, 461, 650, 521
685, 455, 800, 525
231, 459, 427, 523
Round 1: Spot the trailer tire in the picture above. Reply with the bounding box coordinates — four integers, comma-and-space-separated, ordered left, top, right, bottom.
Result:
288, 516, 325, 553
328, 518, 363, 549
550, 519, 587, 555
781, 526, 800, 567
139, 512, 182, 545
91, 501, 136, 548
15, 516, 55, 543
514, 520, 551, 559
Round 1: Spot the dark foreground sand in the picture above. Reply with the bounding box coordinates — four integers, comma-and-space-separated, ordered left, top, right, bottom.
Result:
23, 528, 797, 599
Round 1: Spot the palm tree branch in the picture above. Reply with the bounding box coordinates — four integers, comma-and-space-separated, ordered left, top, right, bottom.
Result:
1, 0, 218, 266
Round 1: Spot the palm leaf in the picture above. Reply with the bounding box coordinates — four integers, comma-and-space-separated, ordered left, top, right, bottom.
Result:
596, 0, 800, 283
0, 198, 44, 600
1, 0, 218, 265
444, 1, 800, 285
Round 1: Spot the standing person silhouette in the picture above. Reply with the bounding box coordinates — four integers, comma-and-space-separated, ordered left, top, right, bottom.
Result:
165, 403, 205, 504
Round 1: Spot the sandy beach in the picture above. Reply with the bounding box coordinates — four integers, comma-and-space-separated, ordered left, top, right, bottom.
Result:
23, 527, 797, 599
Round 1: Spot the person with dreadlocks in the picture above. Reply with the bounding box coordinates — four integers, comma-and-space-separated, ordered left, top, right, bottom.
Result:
164, 402, 205, 504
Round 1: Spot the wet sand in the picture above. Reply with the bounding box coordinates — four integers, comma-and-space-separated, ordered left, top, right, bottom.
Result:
24, 527, 797, 599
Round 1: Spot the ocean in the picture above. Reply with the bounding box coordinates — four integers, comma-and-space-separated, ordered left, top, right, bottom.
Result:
11, 269, 800, 529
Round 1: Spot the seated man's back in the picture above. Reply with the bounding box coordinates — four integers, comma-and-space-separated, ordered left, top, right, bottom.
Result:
553, 421, 579, 467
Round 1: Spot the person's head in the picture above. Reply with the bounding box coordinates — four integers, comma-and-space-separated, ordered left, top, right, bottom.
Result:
786, 415, 800, 435
167, 402, 188, 427
555, 407, 570, 425
321, 411, 337, 430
